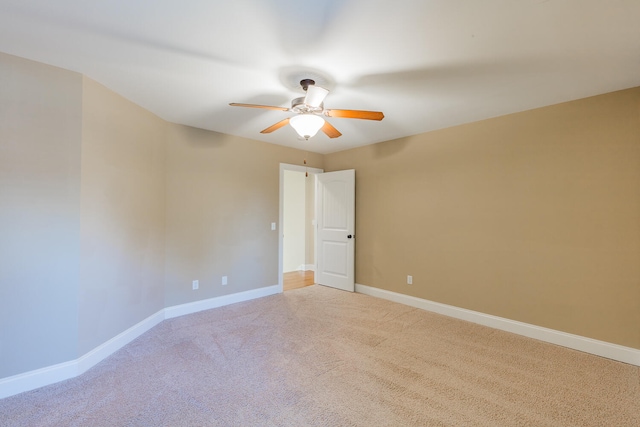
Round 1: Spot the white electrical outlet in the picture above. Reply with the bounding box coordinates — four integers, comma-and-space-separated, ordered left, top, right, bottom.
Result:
271, 222, 276, 231
407, 275, 413, 285
222, 276, 228, 286
192, 280, 199, 290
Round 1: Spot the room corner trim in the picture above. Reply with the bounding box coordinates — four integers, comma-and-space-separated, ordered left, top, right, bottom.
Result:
355, 283, 640, 367
0, 284, 280, 400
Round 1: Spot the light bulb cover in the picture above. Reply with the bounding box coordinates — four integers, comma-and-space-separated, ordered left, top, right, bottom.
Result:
304, 85, 329, 108
289, 114, 325, 139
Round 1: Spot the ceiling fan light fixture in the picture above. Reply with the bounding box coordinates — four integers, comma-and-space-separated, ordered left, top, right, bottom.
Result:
289, 114, 325, 140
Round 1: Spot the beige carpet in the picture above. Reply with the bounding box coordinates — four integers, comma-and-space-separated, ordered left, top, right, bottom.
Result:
1, 285, 638, 426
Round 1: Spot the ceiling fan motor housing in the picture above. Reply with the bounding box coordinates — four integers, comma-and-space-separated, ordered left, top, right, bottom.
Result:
291, 97, 323, 114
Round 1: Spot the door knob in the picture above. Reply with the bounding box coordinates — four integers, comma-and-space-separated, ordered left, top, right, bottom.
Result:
347, 234, 353, 239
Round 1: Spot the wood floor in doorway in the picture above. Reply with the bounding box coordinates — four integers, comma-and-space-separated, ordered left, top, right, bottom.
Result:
283, 270, 314, 291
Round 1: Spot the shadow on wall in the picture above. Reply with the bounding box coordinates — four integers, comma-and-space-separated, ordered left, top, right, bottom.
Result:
371, 136, 409, 159
171, 125, 231, 149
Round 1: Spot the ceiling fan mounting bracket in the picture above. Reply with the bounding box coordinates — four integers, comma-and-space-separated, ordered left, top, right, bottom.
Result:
300, 79, 316, 91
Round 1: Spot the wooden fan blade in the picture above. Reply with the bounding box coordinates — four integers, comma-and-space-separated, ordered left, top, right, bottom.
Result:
321, 121, 342, 139
229, 103, 289, 111
260, 118, 290, 134
325, 109, 384, 121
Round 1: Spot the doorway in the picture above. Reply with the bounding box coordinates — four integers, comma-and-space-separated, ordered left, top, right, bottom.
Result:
278, 163, 323, 292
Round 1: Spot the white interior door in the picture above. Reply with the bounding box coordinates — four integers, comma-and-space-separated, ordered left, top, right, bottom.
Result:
316, 169, 355, 292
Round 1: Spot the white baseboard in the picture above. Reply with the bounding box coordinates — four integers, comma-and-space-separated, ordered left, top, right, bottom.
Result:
0, 285, 279, 400
76, 310, 165, 375
164, 285, 280, 319
0, 310, 165, 400
355, 284, 640, 367
0, 359, 78, 400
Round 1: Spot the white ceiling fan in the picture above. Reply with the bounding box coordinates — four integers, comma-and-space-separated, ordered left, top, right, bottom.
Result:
230, 79, 384, 140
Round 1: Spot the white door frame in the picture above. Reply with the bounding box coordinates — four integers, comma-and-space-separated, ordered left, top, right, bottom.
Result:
278, 163, 323, 293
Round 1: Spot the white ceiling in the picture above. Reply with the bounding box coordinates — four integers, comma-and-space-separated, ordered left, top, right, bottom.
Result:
1, 0, 639, 154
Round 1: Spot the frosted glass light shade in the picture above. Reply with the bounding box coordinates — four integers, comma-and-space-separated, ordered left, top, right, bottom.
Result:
289, 114, 325, 139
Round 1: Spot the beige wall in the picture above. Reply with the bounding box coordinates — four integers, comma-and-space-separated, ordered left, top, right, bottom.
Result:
325, 87, 640, 349
164, 125, 323, 306
0, 53, 82, 377
78, 77, 167, 354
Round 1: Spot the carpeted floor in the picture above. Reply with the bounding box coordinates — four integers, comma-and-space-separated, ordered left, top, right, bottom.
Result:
1, 285, 638, 426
